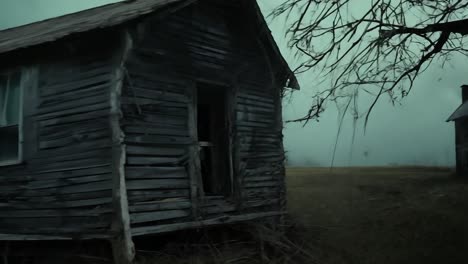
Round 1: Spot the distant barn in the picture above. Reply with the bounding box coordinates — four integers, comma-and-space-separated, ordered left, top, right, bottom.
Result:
0, 0, 298, 262
447, 85, 468, 176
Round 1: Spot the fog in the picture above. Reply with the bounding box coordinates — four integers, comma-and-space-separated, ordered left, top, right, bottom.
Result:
1, 0, 463, 167
257, 0, 463, 167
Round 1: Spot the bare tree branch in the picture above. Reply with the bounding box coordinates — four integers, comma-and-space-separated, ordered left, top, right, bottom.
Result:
271, 0, 468, 125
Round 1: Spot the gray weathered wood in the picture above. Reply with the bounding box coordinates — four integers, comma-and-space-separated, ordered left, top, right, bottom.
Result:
110, 30, 134, 264
131, 211, 285, 236
187, 83, 202, 219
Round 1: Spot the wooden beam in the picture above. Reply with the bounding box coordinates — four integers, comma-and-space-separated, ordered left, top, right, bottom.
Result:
0, 233, 111, 241
187, 83, 202, 219
274, 80, 287, 229
131, 211, 285, 237
110, 30, 135, 264
229, 81, 242, 211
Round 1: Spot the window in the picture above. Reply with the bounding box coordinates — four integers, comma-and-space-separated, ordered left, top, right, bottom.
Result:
197, 84, 232, 196
0, 71, 22, 165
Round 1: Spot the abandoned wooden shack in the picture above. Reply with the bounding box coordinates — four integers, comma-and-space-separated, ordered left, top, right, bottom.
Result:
0, 0, 299, 262
447, 85, 468, 176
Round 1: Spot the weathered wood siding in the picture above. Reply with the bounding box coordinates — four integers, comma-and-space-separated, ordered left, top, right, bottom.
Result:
0, 32, 119, 239
122, 0, 285, 232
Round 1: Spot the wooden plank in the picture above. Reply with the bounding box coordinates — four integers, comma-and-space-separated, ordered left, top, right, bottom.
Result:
123, 87, 188, 103
229, 81, 242, 211
1, 180, 112, 196
0, 233, 110, 241
110, 30, 134, 264
39, 129, 109, 150
244, 175, 279, 182
125, 166, 187, 179
126, 145, 186, 156
39, 109, 109, 127
244, 199, 279, 209
38, 92, 108, 115
130, 209, 190, 224
0, 207, 111, 218
126, 156, 186, 166
244, 166, 282, 176
237, 92, 275, 104
127, 189, 190, 202
40, 83, 110, 106
0, 214, 110, 228
7, 190, 113, 203
130, 199, 191, 212
125, 135, 192, 145
40, 73, 111, 97
33, 140, 111, 159
131, 211, 285, 236
201, 203, 236, 215
124, 126, 188, 137
40, 63, 111, 88
243, 180, 279, 188
3, 197, 112, 210
186, 84, 201, 219
27, 156, 110, 172
126, 179, 189, 190
22, 174, 112, 190
39, 118, 108, 138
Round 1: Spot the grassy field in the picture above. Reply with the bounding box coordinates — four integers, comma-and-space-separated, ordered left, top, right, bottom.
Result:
287, 167, 468, 264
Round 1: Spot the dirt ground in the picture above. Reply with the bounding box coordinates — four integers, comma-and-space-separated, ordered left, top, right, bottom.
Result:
286, 167, 468, 264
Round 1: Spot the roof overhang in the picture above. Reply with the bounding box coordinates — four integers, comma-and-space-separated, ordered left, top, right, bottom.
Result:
0, 0, 186, 54
0, 0, 299, 89
447, 101, 468, 122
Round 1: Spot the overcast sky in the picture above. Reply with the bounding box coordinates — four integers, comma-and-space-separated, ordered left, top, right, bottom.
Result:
0, 0, 463, 167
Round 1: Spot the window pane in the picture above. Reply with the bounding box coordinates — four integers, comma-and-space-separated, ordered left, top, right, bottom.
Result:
0, 125, 19, 162
5, 72, 21, 126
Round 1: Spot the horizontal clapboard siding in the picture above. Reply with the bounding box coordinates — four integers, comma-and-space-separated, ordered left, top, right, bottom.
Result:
0, 0, 289, 240
123, 28, 193, 228
121, 0, 285, 234
0, 37, 116, 239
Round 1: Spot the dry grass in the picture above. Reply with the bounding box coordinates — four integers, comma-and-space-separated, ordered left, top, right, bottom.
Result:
134, 220, 323, 264
287, 166, 468, 264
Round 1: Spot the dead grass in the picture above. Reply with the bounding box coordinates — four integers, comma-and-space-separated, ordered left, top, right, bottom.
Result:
134, 220, 323, 264
287, 166, 468, 264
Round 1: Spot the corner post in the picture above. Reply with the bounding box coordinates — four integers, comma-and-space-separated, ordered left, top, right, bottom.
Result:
110, 29, 135, 264
187, 83, 202, 219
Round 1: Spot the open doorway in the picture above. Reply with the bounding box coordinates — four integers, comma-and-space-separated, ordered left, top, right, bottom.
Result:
197, 84, 232, 196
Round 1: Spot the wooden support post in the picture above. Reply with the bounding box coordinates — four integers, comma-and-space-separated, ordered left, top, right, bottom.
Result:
229, 82, 242, 211
187, 84, 202, 219
275, 81, 287, 231
110, 30, 135, 264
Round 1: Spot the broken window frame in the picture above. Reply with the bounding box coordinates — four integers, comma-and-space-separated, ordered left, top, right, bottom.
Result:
0, 69, 24, 166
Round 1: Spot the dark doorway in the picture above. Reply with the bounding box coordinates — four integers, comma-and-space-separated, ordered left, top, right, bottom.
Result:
197, 84, 232, 196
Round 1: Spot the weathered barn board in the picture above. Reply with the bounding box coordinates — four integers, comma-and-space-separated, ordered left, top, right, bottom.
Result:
115, 0, 288, 231
0, 32, 120, 239
0, 0, 298, 262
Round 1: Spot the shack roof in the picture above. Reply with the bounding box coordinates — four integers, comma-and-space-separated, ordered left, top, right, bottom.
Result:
0, 0, 299, 89
447, 101, 468, 122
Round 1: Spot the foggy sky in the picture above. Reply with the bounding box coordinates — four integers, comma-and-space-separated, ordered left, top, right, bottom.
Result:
0, 0, 463, 167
